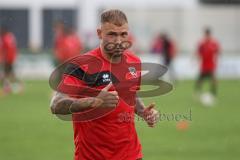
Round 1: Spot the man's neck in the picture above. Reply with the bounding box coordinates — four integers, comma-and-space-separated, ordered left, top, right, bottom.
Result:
100, 46, 122, 64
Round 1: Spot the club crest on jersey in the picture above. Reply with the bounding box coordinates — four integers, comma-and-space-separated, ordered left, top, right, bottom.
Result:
102, 73, 111, 82
125, 66, 140, 80
128, 67, 137, 77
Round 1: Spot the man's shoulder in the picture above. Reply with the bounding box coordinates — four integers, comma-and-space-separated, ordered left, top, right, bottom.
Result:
211, 38, 220, 47
71, 48, 101, 61
67, 48, 103, 72
124, 50, 141, 63
6, 32, 15, 39
84, 48, 101, 56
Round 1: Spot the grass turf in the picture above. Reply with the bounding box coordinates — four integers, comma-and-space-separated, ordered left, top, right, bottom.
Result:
0, 80, 239, 160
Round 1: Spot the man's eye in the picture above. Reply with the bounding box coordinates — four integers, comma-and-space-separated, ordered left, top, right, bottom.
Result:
121, 33, 128, 37
107, 33, 117, 36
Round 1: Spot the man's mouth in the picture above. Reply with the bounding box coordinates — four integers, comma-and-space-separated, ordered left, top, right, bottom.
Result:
115, 49, 124, 52
104, 41, 132, 53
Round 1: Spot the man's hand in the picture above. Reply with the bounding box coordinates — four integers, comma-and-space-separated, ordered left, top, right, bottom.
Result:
97, 82, 119, 108
143, 103, 159, 127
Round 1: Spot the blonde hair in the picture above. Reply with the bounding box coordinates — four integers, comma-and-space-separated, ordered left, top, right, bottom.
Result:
100, 9, 128, 26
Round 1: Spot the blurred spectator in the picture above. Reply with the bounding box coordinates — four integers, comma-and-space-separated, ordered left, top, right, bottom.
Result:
151, 32, 177, 82
53, 20, 65, 65
0, 39, 3, 93
53, 21, 83, 65
0, 25, 22, 94
0, 39, 2, 63
194, 27, 220, 100
62, 27, 83, 60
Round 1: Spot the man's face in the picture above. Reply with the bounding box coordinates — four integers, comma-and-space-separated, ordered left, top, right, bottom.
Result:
97, 22, 130, 57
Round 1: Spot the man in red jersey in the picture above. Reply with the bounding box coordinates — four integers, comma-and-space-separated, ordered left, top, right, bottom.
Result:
0, 39, 3, 92
53, 22, 82, 65
195, 28, 220, 98
151, 32, 177, 83
50, 9, 159, 160
0, 39, 2, 63
53, 21, 65, 65
0, 26, 22, 94
59, 27, 83, 62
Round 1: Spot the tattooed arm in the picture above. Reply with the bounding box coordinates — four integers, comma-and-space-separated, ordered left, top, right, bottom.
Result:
50, 83, 119, 115
50, 92, 103, 115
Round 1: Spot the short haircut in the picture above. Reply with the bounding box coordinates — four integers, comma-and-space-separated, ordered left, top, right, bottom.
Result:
100, 9, 128, 26
205, 27, 211, 35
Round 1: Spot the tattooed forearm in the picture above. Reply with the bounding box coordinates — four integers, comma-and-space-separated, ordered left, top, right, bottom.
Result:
50, 92, 100, 115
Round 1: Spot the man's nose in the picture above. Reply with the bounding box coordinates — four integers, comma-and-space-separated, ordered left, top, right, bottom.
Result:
115, 36, 122, 44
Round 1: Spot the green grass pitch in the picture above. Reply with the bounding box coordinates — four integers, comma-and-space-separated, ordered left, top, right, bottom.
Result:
0, 80, 240, 160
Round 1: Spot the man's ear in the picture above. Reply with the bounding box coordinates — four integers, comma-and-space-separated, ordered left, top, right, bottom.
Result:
97, 28, 102, 39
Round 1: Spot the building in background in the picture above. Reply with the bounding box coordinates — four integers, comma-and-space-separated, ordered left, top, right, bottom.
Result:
0, 0, 239, 54
0, 0, 240, 80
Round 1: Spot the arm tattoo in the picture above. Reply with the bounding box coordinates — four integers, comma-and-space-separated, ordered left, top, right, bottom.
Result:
50, 92, 97, 115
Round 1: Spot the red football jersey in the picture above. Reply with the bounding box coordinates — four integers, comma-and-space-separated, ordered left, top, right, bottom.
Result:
1, 32, 17, 64
0, 40, 2, 63
198, 38, 220, 73
54, 33, 82, 63
54, 31, 65, 62
58, 47, 143, 160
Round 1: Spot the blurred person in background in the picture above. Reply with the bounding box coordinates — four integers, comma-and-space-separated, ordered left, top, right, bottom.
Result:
151, 32, 177, 82
194, 27, 220, 104
53, 20, 65, 66
62, 26, 83, 60
0, 39, 3, 95
0, 25, 22, 94
53, 21, 83, 66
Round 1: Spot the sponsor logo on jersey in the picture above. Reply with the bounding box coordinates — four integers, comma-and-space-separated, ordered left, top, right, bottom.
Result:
102, 73, 111, 82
